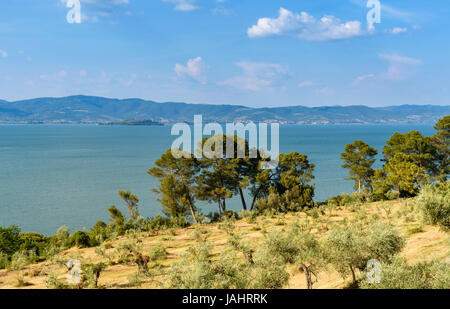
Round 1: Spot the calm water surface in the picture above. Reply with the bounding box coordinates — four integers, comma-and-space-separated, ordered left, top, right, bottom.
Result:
0, 124, 435, 234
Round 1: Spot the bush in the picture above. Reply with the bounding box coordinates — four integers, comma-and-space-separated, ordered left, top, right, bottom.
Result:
0, 225, 21, 256
360, 258, 450, 289
18, 232, 48, 257
148, 245, 168, 261
222, 210, 238, 220
56, 226, 70, 245
385, 190, 400, 201
67, 231, 91, 248
10, 249, 37, 270
145, 215, 175, 231
327, 192, 365, 207
324, 223, 404, 283
82, 262, 107, 288
166, 231, 289, 289
416, 182, 450, 230
0, 251, 9, 269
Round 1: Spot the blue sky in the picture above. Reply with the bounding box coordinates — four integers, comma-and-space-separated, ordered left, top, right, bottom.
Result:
0, 0, 449, 107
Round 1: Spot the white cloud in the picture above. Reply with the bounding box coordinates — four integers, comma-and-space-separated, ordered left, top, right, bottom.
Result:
248, 8, 363, 41
163, 0, 198, 11
379, 53, 422, 80
387, 27, 407, 34
0, 50, 8, 58
298, 81, 313, 88
175, 57, 207, 84
218, 61, 288, 91
353, 74, 375, 85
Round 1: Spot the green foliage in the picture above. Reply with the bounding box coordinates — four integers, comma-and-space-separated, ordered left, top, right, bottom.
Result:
67, 231, 91, 248
166, 230, 289, 289
145, 215, 178, 231
384, 153, 428, 197
82, 262, 107, 288
327, 192, 365, 207
416, 182, 450, 230
148, 149, 200, 222
10, 249, 37, 270
118, 190, 140, 222
45, 271, 70, 289
89, 221, 109, 245
360, 257, 450, 289
0, 225, 21, 256
56, 226, 70, 245
0, 251, 8, 269
254, 153, 315, 212
432, 116, 449, 182
341, 140, 378, 193
383, 130, 438, 177
148, 245, 168, 261
324, 223, 405, 283
371, 169, 392, 201
262, 227, 325, 288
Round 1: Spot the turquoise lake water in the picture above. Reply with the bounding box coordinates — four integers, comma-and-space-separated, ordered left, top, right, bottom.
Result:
0, 124, 435, 235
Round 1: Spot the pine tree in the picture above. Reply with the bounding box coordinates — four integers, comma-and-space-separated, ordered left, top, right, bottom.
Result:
341, 140, 378, 193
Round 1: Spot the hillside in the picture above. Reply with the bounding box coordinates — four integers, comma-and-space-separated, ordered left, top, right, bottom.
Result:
0, 198, 448, 289
0, 95, 448, 124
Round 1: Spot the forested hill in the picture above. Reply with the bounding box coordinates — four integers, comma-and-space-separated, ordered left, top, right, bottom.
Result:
0, 95, 448, 124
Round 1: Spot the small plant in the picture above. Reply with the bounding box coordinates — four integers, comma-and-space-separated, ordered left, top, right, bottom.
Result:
416, 182, 449, 231
149, 245, 168, 261
82, 262, 107, 288
15, 273, 32, 287
46, 271, 70, 289
10, 250, 37, 270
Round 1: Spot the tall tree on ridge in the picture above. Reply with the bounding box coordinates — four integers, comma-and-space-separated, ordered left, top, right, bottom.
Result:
341, 140, 378, 193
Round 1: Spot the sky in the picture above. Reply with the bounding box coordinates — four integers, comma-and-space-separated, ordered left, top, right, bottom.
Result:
0, 0, 449, 107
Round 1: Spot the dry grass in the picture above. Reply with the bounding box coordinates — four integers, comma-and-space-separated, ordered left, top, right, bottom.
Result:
0, 198, 448, 289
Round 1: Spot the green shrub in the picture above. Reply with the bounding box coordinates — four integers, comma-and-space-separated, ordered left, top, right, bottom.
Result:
82, 262, 107, 288
166, 231, 289, 289
327, 192, 365, 207
385, 190, 400, 200
0, 251, 9, 269
324, 223, 404, 283
416, 182, 450, 230
56, 226, 70, 245
10, 249, 37, 270
67, 231, 91, 248
0, 225, 21, 256
360, 258, 450, 289
18, 232, 48, 257
149, 245, 168, 261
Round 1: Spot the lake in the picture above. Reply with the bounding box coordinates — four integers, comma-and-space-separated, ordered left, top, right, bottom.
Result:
0, 124, 435, 235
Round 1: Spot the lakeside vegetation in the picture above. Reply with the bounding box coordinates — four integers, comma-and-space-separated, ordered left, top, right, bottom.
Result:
0, 116, 448, 289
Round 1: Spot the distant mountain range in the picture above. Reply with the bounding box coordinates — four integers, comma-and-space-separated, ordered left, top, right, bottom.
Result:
0, 95, 448, 125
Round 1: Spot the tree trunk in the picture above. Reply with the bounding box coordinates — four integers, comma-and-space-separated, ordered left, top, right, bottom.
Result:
250, 187, 262, 210
239, 187, 247, 210
358, 179, 361, 194
188, 198, 198, 224
350, 265, 357, 283
302, 264, 313, 289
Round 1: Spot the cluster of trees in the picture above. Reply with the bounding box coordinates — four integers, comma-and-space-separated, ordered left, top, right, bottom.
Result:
340, 116, 449, 199
148, 135, 315, 223
166, 219, 407, 289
